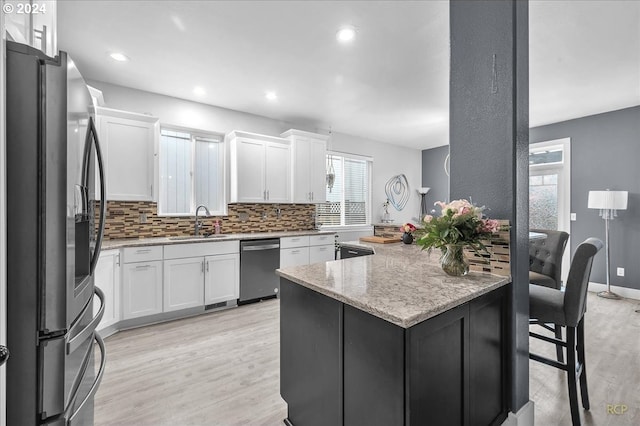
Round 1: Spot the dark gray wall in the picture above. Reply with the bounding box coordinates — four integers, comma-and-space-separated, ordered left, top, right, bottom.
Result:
531, 105, 640, 290
421, 145, 449, 212
450, 0, 530, 412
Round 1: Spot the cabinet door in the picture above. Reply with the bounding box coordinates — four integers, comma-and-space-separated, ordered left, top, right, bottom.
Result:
94, 250, 120, 330
163, 257, 205, 312
292, 139, 311, 203
280, 247, 310, 268
98, 114, 157, 201
204, 253, 240, 305
265, 142, 291, 203
122, 261, 163, 319
309, 245, 335, 264
235, 138, 266, 202
309, 139, 327, 203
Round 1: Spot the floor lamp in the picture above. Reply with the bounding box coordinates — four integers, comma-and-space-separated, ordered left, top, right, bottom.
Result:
588, 189, 628, 299
417, 187, 430, 220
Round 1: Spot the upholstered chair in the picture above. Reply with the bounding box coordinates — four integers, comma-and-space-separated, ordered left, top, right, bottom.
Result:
529, 237, 603, 426
529, 229, 570, 290
529, 229, 570, 361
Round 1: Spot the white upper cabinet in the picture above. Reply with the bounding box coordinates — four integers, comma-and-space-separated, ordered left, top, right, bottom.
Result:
281, 130, 328, 204
95, 107, 159, 201
228, 131, 291, 203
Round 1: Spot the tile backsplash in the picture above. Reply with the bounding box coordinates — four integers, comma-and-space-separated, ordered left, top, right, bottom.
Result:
96, 201, 316, 240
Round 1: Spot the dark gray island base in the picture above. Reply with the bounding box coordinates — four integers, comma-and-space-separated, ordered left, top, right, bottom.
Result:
277, 243, 511, 426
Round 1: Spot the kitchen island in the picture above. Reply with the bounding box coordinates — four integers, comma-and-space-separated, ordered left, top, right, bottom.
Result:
276, 242, 511, 426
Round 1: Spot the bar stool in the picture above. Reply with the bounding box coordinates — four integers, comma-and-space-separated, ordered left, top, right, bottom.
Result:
529, 229, 570, 362
529, 237, 603, 426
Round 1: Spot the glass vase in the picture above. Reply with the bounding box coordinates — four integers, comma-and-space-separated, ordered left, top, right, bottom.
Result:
440, 244, 469, 276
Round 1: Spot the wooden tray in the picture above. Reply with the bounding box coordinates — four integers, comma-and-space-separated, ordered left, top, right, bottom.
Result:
359, 236, 401, 244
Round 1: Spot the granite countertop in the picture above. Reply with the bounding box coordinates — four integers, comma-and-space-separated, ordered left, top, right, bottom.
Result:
276, 241, 510, 329
101, 230, 336, 250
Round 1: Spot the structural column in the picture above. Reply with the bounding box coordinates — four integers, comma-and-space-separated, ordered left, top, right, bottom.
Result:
449, 0, 530, 415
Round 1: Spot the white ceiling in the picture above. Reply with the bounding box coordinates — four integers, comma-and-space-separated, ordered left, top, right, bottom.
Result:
57, 1, 640, 150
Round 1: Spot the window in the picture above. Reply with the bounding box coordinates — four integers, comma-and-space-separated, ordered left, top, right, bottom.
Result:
159, 128, 225, 215
317, 153, 371, 226
529, 137, 571, 283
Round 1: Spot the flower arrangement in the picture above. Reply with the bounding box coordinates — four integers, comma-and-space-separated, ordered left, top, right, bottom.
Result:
400, 223, 417, 234
415, 199, 500, 253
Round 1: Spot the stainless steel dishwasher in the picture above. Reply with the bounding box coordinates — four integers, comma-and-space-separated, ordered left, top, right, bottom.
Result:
239, 239, 280, 303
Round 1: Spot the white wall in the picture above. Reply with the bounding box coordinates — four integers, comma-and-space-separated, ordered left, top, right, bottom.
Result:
88, 80, 297, 137
89, 81, 424, 227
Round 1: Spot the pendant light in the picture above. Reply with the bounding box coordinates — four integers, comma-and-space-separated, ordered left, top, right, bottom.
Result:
326, 127, 335, 192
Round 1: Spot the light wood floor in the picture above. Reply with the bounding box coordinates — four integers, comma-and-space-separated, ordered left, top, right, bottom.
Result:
530, 293, 640, 425
95, 293, 640, 425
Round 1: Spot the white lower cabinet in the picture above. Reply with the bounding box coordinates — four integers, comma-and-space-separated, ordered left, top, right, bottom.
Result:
280, 247, 310, 268
163, 241, 240, 310
122, 261, 163, 320
309, 245, 335, 264
205, 253, 240, 304
163, 257, 205, 312
94, 250, 121, 331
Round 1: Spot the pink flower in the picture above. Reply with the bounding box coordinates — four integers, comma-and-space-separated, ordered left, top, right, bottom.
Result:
400, 223, 417, 233
423, 214, 433, 222
479, 219, 500, 233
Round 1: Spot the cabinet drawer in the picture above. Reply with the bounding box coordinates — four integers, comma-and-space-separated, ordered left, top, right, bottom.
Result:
280, 235, 310, 249
309, 244, 336, 264
309, 234, 335, 246
164, 240, 239, 259
280, 247, 310, 268
122, 246, 163, 263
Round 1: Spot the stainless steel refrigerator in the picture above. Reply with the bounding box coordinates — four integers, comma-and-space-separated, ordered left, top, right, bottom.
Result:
6, 41, 107, 425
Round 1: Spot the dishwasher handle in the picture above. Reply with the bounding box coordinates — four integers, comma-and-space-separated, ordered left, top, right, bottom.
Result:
242, 244, 280, 251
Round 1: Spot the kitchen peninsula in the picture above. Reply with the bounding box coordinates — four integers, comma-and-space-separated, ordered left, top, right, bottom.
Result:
277, 242, 511, 426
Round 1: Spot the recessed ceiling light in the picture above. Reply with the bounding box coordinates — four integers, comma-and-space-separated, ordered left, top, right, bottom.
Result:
109, 52, 129, 62
336, 26, 356, 43
265, 91, 278, 101
193, 86, 206, 96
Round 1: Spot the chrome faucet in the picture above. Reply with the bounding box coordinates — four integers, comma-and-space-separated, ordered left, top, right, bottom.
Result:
194, 205, 211, 236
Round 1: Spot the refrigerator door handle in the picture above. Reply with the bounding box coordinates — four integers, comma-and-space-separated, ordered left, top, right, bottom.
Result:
66, 287, 105, 354
87, 116, 107, 275
67, 332, 106, 425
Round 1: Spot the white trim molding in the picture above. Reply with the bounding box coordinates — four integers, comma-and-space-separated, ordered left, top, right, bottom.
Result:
588, 282, 640, 300
502, 400, 535, 426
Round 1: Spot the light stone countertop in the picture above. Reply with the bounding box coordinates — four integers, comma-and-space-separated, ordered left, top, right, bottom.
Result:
276, 241, 511, 328
101, 230, 336, 250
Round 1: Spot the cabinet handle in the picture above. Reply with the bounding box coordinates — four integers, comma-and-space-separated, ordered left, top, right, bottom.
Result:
136, 249, 152, 254
319, 247, 327, 251
263, 190, 266, 200
201, 261, 204, 273
311, 192, 314, 201
135, 264, 151, 269
116, 254, 120, 266
292, 250, 300, 254
267, 190, 270, 200
206, 262, 209, 272
308, 192, 312, 201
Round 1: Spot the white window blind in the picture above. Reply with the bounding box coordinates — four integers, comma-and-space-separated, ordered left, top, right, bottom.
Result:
317, 153, 370, 226
159, 128, 224, 215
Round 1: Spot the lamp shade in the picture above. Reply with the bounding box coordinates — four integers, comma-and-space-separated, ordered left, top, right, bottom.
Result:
588, 190, 628, 210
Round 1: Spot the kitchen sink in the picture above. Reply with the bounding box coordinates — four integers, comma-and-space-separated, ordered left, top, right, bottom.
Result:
168, 235, 228, 240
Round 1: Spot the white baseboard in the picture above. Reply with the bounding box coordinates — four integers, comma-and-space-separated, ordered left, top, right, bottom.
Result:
502, 400, 534, 426
588, 282, 640, 300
